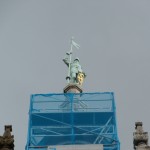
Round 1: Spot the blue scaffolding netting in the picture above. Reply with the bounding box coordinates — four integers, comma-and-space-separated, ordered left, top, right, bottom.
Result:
26, 92, 120, 150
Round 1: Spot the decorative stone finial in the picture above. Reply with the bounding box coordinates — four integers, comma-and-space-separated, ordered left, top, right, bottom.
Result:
133, 122, 150, 150
135, 122, 143, 128
0, 125, 14, 150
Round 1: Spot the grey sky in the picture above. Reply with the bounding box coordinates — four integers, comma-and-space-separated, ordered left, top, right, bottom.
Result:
0, 0, 150, 150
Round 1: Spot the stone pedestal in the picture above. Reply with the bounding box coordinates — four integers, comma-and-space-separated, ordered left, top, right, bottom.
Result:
61, 84, 86, 112
63, 83, 83, 93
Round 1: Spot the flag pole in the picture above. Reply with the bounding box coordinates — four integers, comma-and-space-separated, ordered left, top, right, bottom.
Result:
66, 37, 80, 84
67, 37, 73, 83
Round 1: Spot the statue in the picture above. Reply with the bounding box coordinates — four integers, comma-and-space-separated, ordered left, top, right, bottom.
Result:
63, 38, 86, 86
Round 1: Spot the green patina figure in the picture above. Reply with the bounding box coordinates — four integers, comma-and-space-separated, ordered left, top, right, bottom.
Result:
63, 38, 86, 86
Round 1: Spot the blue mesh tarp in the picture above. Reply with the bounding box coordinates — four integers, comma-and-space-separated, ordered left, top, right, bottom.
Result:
31, 93, 114, 113
26, 92, 120, 150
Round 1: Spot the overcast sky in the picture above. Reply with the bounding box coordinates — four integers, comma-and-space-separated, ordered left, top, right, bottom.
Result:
0, 1, 150, 150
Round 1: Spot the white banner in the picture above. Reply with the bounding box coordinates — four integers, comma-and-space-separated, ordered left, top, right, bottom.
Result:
48, 144, 103, 150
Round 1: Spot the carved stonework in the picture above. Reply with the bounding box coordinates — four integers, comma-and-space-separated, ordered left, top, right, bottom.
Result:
0, 125, 14, 150
64, 83, 83, 93
133, 122, 150, 150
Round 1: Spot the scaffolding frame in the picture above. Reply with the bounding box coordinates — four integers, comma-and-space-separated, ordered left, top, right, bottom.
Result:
26, 92, 120, 150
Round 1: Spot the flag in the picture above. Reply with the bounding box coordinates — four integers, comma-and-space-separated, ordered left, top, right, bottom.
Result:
71, 40, 80, 49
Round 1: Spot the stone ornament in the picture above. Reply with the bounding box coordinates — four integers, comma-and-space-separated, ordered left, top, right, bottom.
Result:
0, 125, 14, 150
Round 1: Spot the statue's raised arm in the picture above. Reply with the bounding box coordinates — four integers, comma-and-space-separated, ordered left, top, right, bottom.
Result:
63, 52, 70, 67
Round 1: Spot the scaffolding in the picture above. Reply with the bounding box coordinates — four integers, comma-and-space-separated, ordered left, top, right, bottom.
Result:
26, 92, 120, 150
